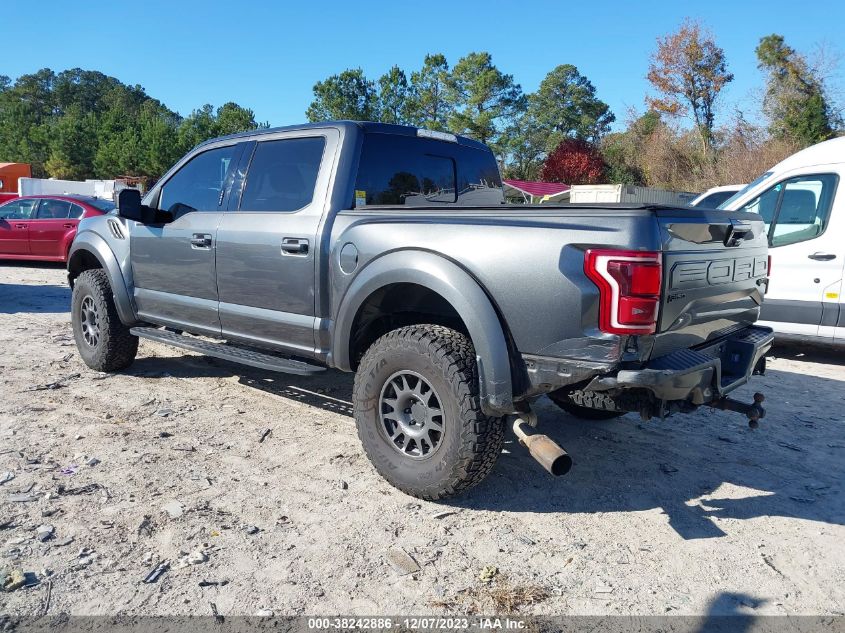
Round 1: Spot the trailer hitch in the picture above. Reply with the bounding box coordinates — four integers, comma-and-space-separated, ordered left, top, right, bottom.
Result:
709, 392, 766, 428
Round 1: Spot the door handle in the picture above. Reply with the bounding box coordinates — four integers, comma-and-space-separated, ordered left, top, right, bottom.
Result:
189, 233, 212, 248
14, 223, 27, 229
808, 252, 837, 261
281, 238, 309, 255
63, 223, 74, 229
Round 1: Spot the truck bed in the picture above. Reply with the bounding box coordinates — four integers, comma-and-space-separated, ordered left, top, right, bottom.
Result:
333, 203, 768, 364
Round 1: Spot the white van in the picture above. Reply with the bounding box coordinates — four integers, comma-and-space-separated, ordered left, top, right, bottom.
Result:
689, 184, 745, 208
720, 136, 844, 344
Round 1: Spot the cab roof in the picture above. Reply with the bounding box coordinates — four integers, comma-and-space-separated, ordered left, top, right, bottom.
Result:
196, 120, 491, 153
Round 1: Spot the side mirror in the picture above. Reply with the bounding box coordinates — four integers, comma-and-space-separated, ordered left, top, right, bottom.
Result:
117, 189, 145, 222
117, 188, 172, 224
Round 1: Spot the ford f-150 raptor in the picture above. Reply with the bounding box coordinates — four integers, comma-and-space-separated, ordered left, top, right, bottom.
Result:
67, 121, 773, 499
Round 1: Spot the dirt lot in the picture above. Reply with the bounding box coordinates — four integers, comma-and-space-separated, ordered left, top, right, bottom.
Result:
1, 262, 844, 617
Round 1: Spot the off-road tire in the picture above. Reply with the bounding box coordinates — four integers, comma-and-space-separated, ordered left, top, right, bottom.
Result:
548, 389, 625, 420
353, 325, 505, 500
71, 269, 138, 372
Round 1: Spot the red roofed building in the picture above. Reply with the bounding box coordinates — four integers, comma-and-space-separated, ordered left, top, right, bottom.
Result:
503, 179, 570, 204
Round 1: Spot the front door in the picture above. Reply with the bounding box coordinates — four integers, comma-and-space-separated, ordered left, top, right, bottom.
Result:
739, 172, 842, 337
131, 142, 242, 336
215, 132, 332, 356
0, 199, 38, 255
29, 198, 76, 259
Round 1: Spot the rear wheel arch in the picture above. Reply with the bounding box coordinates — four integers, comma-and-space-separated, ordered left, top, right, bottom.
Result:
332, 251, 517, 415
353, 324, 505, 499
347, 282, 470, 367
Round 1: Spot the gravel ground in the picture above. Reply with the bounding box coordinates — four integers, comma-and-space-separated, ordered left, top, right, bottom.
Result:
1, 262, 843, 617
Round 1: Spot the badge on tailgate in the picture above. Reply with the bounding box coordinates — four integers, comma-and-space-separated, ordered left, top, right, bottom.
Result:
669, 254, 768, 291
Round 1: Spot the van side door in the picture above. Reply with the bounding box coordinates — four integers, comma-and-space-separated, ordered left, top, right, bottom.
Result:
214, 129, 338, 357
738, 172, 841, 338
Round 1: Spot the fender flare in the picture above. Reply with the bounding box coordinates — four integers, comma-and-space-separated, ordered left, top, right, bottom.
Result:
67, 231, 138, 325
332, 250, 515, 415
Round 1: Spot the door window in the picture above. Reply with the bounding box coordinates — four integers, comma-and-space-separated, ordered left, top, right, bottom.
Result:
70, 204, 86, 219
0, 199, 38, 219
738, 174, 838, 247
737, 186, 779, 227
36, 199, 73, 219
239, 137, 325, 212
159, 145, 239, 218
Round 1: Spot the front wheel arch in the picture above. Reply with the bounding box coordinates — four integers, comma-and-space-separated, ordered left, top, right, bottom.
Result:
67, 233, 138, 325
71, 269, 138, 372
67, 246, 101, 284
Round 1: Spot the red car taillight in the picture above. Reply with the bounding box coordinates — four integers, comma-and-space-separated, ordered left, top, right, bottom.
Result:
584, 249, 662, 335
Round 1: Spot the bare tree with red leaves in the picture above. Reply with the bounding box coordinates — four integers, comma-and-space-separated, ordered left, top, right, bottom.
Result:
540, 138, 605, 185
646, 19, 733, 158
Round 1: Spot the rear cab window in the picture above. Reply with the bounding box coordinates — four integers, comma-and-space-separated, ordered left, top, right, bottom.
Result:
354, 133, 503, 207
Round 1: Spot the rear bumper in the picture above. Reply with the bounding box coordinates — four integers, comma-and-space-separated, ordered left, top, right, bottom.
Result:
585, 325, 774, 404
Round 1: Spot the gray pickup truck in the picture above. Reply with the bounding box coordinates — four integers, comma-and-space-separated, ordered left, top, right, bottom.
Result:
67, 121, 773, 499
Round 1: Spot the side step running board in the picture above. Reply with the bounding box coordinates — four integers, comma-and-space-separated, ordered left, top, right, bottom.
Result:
130, 327, 326, 376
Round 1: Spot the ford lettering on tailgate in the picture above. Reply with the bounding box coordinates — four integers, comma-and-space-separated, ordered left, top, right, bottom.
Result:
669, 255, 768, 291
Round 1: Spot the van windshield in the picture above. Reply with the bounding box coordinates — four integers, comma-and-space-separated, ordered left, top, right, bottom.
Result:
718, 172, 774, 209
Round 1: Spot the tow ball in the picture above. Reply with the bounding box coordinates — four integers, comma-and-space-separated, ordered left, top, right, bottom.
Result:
709, 392, 766, 429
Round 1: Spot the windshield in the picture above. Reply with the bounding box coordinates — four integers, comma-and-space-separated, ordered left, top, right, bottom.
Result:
691, 190, 739, 208
717, 172, 774, 209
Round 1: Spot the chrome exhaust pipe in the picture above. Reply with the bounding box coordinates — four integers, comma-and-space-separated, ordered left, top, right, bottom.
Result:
512, 418, 572, 477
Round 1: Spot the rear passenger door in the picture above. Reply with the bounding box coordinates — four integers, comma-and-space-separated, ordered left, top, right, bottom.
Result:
215, 130, 336, 356
29, 199, 76, 259
131, 142, 244, 335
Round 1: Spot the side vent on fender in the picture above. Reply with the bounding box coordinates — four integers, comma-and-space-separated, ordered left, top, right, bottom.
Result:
107, 218, 126, 240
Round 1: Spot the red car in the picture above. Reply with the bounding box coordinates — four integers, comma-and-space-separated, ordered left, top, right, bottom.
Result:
0, 195, 115, 262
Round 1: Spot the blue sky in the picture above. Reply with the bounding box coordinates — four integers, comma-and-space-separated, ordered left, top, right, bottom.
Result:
6, 0, 844, 130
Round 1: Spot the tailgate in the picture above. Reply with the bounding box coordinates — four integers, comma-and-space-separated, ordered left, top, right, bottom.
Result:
651, 208, 768, 359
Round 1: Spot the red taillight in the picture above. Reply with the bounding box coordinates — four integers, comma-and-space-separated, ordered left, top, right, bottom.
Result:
584, 249, 662, 335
